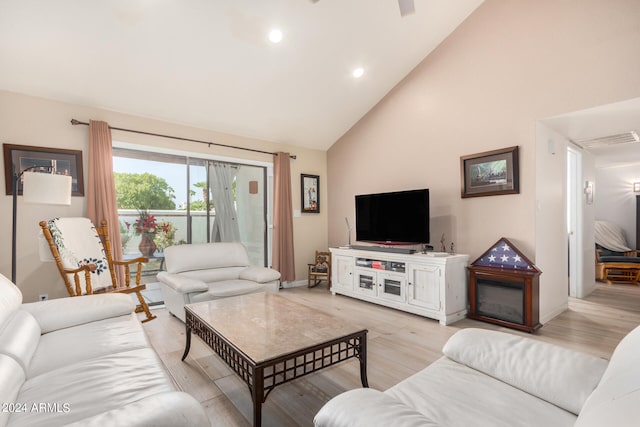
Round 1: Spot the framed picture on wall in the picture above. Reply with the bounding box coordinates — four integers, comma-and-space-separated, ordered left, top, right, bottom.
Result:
461, 146, 519, 198
3, 144, 84, 196
301, 174, 320, 213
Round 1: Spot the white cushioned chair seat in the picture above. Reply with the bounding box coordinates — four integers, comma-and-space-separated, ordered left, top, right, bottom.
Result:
443, 328, 607, 414
387, 357, 577, 427
159, 242, 280, 321
27, 313, 148, 378
190, 279, 267, 302
9, 348, 175, 427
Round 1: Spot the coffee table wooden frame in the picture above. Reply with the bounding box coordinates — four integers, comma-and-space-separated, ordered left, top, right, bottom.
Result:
182, 306, 368, 426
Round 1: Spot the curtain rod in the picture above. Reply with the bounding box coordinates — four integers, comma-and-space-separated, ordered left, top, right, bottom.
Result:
70, 119, 296, 159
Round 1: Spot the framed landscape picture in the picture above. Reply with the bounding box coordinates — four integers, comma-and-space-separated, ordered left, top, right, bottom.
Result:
301, 174, 319, 213
461, 146, 519, 198
3, 144, 84, 196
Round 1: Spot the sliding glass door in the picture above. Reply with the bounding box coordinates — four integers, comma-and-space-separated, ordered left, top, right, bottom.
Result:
113, 148, 268, 267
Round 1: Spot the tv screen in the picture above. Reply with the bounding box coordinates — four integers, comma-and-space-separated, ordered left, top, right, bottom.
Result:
355, 189, 430, 245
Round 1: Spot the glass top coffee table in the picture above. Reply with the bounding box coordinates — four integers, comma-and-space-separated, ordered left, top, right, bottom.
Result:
182, 292, 368, 426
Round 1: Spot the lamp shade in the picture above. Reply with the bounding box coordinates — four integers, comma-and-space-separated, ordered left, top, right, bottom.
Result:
22, 172, 72, 205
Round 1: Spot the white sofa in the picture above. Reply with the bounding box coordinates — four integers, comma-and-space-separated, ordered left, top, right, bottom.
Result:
0, 273, 209, 427
158, 242, 281, 322
315, 327, 640, 427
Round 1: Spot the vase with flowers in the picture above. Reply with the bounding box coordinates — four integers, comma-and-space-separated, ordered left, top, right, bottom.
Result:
134, 209, 158, 256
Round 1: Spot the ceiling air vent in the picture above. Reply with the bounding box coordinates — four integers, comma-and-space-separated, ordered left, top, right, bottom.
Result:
572, 131, 639, 150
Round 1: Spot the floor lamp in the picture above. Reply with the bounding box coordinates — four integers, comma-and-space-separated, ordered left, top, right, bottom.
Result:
11, 168, 72, 284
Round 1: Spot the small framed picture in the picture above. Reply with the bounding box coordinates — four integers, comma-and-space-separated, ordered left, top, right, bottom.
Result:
3, 144, 84, 196
461, 146, 519, 198
301, 174, 319, 213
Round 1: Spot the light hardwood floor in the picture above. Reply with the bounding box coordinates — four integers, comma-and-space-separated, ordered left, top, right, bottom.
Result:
142, 283, 640, 427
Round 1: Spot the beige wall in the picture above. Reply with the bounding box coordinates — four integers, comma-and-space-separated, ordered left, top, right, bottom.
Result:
0, 90, 327, 302
327, 0, 640, 321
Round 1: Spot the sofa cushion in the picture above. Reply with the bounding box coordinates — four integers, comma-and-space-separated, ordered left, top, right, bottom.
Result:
0, 275, 22, 327
190, 280, 266, 302
27, 313, 149, 378
239, 266, 281, 283
178, 266, 247, 284
314, 388, 438, 427
61, 392, 210, 427
575, 325, 640, 427
597, 255, 640, 263
443, 328, 608, 415
387, 357, 577, 427
164, 242, 250, 273
9, 348, 176, 427
0, 310, 41, 373
21, 293, 135, 334
0, 355, 25, 427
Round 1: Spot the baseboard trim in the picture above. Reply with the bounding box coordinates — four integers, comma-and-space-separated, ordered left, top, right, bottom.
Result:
280, 280, 307, 289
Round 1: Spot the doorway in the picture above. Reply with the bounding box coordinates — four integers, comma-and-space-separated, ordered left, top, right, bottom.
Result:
567, 146, 583, 297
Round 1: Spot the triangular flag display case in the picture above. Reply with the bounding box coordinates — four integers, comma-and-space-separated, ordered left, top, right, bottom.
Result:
468, 237, 542, 333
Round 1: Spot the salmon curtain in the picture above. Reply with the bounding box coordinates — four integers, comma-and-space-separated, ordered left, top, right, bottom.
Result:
272, 152, 295, 282
87, 120, 124, 284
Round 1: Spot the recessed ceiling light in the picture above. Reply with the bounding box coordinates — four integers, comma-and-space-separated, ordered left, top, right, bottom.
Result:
269, 29, 283, 44
352, 67, 364, 78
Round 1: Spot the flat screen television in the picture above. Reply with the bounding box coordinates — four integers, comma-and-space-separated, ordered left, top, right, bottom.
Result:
355, 189, 430, 245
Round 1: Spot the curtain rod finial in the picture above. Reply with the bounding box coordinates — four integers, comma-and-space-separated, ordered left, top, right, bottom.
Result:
70, 119, 79, 125
291, 155, 297, 160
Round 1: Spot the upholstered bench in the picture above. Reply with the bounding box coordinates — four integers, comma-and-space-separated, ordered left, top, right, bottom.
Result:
157, 242, 281, 322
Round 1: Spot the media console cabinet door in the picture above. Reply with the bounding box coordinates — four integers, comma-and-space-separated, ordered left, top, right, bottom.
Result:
407, 264, 441, 311
333, 255, 354, 292
377, 270, 407, 303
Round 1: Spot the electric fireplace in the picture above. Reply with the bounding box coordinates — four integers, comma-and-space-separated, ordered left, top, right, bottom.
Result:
468, 238, 541, 333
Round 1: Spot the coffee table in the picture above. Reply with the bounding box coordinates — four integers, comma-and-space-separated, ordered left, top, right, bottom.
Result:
182, 292, 368, 426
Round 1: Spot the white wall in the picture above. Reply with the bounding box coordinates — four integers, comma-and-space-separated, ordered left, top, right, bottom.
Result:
595, 165, 639, 248
535, 123, 569, 322
327, 0, 640, 323
0, 90, 328, 301
581, 150, 597, 298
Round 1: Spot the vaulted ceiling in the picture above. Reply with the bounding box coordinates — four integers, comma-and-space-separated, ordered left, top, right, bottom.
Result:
0, 0, 484, 150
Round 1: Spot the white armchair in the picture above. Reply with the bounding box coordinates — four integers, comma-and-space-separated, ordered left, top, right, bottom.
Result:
157, 242, 280, 321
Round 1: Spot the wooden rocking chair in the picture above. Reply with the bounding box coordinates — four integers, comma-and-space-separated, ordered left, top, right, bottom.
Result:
307, 250, 332, 288
39, 217, 156, 322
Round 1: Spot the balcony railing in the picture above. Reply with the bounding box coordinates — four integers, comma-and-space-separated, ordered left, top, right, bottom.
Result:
118, 209, 214, 254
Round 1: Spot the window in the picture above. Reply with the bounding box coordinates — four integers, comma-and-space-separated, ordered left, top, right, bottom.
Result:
113, 146, 271, 270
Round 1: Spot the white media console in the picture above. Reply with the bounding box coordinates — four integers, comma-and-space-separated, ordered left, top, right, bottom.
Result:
330, 247, 469, 325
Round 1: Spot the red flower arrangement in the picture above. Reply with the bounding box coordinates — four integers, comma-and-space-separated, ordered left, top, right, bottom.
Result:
133, 209, 157, 236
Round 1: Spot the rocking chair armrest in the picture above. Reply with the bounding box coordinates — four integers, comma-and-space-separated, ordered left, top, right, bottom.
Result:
62, 264, 97, 275
21, 293, 136, 334
113, 256, 149, 266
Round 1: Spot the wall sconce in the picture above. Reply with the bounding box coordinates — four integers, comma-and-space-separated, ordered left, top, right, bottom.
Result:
584, 181, 594, 205
634, 182, 640, 192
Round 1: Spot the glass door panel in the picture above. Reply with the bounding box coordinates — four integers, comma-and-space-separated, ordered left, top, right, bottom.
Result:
188, 160, 210, 244
235, 165, 266, 266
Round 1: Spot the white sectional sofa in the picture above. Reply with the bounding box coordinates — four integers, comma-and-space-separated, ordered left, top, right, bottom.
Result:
158, 242, 281, 322
0, 274, 209, 427
315, 327, 640, 427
